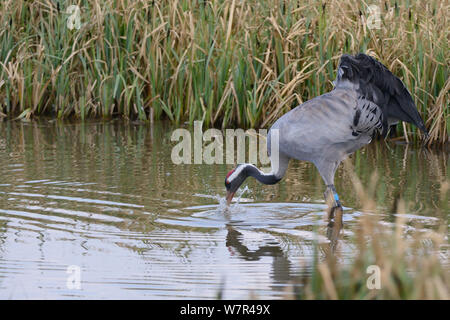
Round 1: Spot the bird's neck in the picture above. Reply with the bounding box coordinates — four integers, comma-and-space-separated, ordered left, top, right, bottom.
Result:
244, 164, 281, 185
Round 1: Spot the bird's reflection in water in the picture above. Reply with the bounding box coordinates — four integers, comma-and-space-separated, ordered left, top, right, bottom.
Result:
223, 205, 344, 295
225, 224, 293, 287
325, 207, 344, 254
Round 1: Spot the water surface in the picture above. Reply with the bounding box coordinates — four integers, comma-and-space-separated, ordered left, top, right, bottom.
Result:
0, 121, 447, 299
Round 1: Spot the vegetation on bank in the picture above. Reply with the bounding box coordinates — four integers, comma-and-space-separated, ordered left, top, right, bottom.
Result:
0, 0, 448, 145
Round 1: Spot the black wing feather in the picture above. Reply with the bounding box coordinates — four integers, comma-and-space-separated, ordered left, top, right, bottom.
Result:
356, 54, 427, 134
339, 54, 427, 137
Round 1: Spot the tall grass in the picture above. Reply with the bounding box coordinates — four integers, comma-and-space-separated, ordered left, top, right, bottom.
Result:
286, 162, 449, 300
290, 210, 449, 299
0, 0, 448, 145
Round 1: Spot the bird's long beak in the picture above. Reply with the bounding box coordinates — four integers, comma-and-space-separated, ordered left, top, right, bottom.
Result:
225, 191, 235, 206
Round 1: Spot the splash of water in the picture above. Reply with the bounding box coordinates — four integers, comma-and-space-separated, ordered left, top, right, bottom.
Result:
216, 186, 250, 214
235, 186, 250, 203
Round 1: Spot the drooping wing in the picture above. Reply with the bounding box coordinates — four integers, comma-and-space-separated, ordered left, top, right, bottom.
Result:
338, 54, 427, 136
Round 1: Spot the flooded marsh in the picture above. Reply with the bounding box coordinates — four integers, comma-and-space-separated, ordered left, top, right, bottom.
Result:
0, 121, 447, 299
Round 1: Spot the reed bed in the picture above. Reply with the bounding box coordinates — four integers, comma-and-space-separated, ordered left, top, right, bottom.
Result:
0, 0, 448, 145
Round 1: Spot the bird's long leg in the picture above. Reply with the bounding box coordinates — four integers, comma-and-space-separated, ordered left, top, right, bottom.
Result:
316, 160, 343, 220
324, 185, 343, 219
324, 185, 341, 208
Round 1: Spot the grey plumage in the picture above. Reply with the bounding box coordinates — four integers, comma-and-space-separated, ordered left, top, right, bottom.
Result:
225, 53, 427, 211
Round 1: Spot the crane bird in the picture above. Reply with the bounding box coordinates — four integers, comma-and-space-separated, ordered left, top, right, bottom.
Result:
224, 53, 427, 215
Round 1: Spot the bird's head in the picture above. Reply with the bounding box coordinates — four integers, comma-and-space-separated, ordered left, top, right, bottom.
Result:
224, 165, 248, 205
